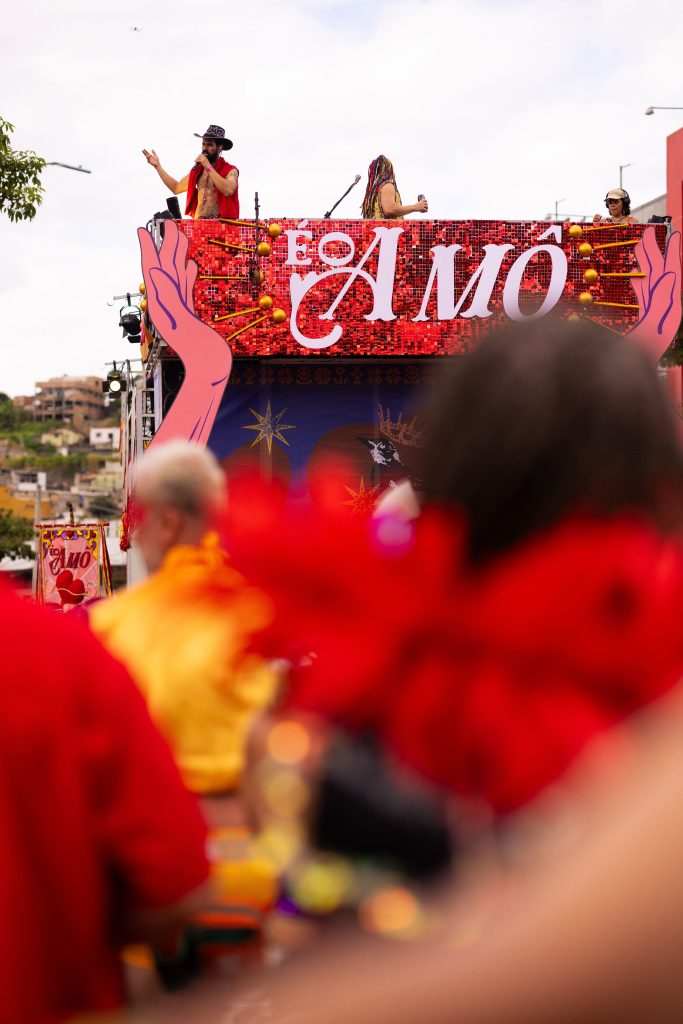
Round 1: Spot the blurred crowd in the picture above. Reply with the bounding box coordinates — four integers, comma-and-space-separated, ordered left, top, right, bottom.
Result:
3, 311, 683, 1024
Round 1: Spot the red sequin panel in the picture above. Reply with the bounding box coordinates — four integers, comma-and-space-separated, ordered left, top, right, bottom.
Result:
176, 219, 666, 358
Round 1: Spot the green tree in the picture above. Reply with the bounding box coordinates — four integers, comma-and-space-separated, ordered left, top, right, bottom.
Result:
0, 116, 45, 223
0, 509, 34, 560
0, 396, 18, 430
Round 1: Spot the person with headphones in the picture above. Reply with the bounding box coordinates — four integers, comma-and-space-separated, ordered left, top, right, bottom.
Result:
593, 187, 638, 224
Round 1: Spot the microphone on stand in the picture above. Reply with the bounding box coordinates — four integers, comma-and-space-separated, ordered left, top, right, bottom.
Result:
323, 174, 361, 218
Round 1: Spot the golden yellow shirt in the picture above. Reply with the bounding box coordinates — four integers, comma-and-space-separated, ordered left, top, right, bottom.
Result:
90, 536, 276, 794
365, 186, 403, 220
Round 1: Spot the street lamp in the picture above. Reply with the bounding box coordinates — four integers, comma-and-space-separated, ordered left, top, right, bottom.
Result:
553, 197, 567, 220
644, 106, 683, 116
45, 161, 92, 174
619, 163, 632, 188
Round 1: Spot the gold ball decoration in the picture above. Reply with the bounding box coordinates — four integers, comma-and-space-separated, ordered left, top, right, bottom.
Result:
579, 291, 594, 305
257, 241, 272, 257
583, 269, 599, 284
267, 222, 283, 239
256, 270, 265, 284
578, 242, 593, 257
139, 282, 146, 294
139, 298, 148, 312
272, 308, 287, 324
258, 295, 274, 310
568, 225, 583, 239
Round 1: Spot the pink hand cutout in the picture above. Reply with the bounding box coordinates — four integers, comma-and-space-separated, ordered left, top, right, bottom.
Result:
138, 221, 233, 449
628, 227, 681, 364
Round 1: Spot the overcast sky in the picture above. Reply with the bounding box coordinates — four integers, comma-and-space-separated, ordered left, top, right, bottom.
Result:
1, 0, 681, 396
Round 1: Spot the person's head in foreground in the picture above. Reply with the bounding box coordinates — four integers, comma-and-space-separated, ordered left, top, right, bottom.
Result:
420, 317, 683, 563
133, 441, 226, 573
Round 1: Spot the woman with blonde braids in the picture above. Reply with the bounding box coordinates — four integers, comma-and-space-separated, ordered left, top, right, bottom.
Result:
361, 154, 428, 219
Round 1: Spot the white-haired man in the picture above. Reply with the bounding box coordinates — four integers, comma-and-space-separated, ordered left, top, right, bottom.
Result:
91, 442, 276, 826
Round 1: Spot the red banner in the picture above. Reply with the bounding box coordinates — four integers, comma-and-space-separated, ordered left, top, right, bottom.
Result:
35, 524, 112, 610
177, 219, 666, 358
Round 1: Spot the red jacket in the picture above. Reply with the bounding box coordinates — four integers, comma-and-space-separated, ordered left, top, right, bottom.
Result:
185, 156, 239, 219
0, 583, 209, 1022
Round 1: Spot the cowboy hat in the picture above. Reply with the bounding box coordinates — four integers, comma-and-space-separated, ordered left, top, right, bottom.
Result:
193, 124, 233, 150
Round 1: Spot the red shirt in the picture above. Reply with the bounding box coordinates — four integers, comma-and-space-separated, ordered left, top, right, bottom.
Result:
185, 156, 239, 219
0, 585, 210, 1023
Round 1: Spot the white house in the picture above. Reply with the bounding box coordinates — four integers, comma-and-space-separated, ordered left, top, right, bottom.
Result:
89, 426, 121, 449
14, 470, 48, 493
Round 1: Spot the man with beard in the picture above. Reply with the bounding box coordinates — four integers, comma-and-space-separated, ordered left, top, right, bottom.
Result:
143, 124, 239, 219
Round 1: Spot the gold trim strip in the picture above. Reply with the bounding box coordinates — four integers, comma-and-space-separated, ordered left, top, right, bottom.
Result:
592, 239, 639, 250
593, 300, 640, 309
580, 223, 638, 232
209, 239, 254, 253
219, 219, 266, 228
214, 307, 261, 323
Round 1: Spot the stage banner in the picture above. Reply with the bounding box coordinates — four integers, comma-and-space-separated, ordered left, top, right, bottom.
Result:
209, 361, 434, 504
176, 219, 668, 358
35, 524, 112, 610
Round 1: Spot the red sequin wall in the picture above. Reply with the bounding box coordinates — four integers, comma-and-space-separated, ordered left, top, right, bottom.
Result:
176, 219, 665, 357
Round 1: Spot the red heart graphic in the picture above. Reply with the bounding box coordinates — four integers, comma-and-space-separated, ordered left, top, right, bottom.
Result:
55, 569, 86, 606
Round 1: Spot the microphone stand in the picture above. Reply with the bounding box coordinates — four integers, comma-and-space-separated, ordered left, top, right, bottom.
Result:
323, 177, 361, 218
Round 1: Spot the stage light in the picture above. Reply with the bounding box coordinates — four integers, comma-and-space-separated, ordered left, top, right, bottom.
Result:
102, 365, 126, 394
119, 303, 142, 344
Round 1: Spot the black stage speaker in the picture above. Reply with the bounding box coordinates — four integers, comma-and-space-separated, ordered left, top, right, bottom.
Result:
166, 196, 182, 219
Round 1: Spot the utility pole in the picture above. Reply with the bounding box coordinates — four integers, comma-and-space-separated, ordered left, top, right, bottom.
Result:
31, 482, 42, 595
